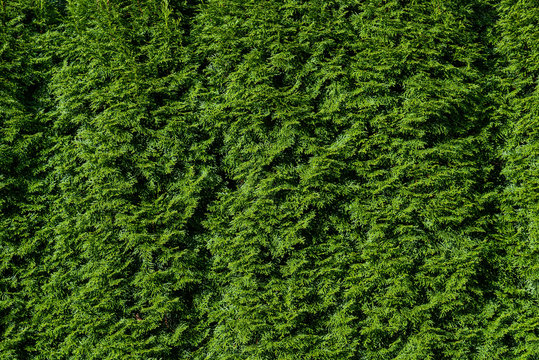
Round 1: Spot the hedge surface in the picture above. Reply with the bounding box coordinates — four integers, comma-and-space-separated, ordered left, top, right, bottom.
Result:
0, 0, 537, 359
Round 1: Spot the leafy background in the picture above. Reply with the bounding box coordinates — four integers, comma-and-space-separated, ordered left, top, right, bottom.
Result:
0, 0, 537, 359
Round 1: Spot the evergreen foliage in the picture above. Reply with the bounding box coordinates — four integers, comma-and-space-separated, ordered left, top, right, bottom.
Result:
0, 0, 537, 358
33, 0, 217, 358
1, 1, 60, 357
196, 0, 502, 358
490, 0, 539, 357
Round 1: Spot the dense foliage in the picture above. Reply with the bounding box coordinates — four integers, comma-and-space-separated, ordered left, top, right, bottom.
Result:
0, 0, 537, 358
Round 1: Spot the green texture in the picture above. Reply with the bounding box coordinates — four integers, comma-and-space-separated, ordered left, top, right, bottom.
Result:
0, 0, 537, 359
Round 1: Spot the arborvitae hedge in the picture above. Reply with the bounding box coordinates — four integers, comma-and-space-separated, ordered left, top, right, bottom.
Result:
33, 0, 217, 358
0, 0, 537, 359
490, 0, 539, 357
1, 1, 60, 357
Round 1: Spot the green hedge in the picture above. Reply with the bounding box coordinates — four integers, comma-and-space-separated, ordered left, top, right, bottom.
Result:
0, 0, 537, 358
